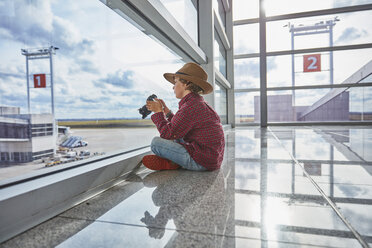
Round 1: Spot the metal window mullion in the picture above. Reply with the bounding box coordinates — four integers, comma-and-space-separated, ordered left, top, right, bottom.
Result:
215, 69, 231, 89
259, 0, 267, 127
234, 82, 372, 93
234, 43, 372, 59
225, 0, 235, 127
214, 10, 230, 50
234, 4, 372, 25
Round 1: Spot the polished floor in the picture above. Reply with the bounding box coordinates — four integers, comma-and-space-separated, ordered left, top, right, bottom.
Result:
1, 126, 372, 247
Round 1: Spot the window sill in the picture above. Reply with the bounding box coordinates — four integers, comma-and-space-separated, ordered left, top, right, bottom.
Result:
0, 147, 150, 243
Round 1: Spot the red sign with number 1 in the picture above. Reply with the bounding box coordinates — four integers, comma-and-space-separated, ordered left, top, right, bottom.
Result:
303, 54, 321, 73
33, 74, 46, 88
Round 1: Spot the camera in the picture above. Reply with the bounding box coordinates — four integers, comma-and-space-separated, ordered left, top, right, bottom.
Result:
139, 94, 157, 119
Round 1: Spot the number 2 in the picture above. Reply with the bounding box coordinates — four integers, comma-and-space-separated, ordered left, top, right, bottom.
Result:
307, 56, 318, 70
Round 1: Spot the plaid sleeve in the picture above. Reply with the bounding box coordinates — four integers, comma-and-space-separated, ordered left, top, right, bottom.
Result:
151, 106, 193, 140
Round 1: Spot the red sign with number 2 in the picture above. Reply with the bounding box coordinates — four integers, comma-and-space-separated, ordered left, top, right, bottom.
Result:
33, 74, 46, 88
303, 54, 321, 73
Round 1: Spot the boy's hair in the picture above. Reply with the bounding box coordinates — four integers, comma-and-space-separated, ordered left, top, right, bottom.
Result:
179, 78, 204, 94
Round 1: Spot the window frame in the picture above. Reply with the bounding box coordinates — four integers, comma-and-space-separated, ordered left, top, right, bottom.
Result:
233, 3, 372, 126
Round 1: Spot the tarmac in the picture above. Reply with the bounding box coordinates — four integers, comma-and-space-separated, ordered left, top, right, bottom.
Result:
0, 127, 159, 181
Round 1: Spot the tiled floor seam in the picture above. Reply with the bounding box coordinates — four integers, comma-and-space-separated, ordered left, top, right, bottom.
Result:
57, 216, 332, 247
268, 127, 370, 248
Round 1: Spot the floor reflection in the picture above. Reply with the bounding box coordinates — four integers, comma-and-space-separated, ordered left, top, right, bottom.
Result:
2, 126, 372, 247
139, 170, 226, 243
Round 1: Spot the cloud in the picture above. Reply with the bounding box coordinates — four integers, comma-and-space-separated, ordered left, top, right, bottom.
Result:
68, 58, 98, 75
0, 72, 24, 80
0, 0, 95, 61
336, 27, 368, 44
96, 70, 134, 89
0, 0, 180, 119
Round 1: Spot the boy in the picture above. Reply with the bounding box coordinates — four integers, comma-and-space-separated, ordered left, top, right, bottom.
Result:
143, 62, 225, 171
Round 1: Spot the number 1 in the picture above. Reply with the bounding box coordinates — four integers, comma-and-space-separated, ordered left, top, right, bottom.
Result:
35, 76, 41, 86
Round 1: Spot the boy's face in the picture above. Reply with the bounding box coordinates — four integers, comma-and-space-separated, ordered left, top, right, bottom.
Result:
173, 77, 189, 99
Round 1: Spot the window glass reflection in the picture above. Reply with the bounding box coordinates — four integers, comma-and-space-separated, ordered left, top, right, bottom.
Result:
159, 0, 199, 44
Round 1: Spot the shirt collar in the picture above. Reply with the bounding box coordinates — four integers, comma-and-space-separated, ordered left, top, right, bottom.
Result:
179, 92, 202, 108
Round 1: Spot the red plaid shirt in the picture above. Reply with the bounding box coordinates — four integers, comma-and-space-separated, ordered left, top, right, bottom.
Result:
151, 93, 225, 170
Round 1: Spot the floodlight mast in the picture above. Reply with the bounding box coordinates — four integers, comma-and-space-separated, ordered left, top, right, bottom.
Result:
286, 17, 339, 120
21, 46, 59, 115
21, 46, 59, 155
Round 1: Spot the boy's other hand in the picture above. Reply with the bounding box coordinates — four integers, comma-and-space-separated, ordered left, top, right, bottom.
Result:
157, 99, 170, 114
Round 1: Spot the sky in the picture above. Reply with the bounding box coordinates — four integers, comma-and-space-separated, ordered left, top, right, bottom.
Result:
0, 0, 371, 120
0, 0, 183, 119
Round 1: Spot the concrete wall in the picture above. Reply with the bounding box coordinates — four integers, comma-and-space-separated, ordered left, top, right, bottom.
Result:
255, 95, 294, 122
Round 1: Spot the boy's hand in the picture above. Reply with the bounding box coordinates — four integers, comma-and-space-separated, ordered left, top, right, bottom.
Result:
146, 99, 163, 113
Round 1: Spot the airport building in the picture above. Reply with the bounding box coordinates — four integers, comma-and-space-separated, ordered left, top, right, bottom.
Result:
0, 106, 55, 163
0, 1, 371, 247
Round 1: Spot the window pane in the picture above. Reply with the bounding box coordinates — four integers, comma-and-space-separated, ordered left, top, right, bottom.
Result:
234, 24, 259, 55
215, 82, 227, 124
214, 29, 227, 77
234, 58, 260, 89
159, 0, 199, 44
235, 92, 260, 124
267, 10, 372, 52
264, 0, 372, 17
233, 0, 259, 20
267, 49, 372, 87
0, 0, 183, 181
266, 87, 372, 122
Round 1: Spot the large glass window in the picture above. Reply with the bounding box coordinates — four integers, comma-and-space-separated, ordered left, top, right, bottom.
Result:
159, 0, 199, 44
234, 3, 372, 125
0, 0, 183, 182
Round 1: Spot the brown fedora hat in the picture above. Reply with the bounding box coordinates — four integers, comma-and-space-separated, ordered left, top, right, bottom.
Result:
163, 62, 213, 95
